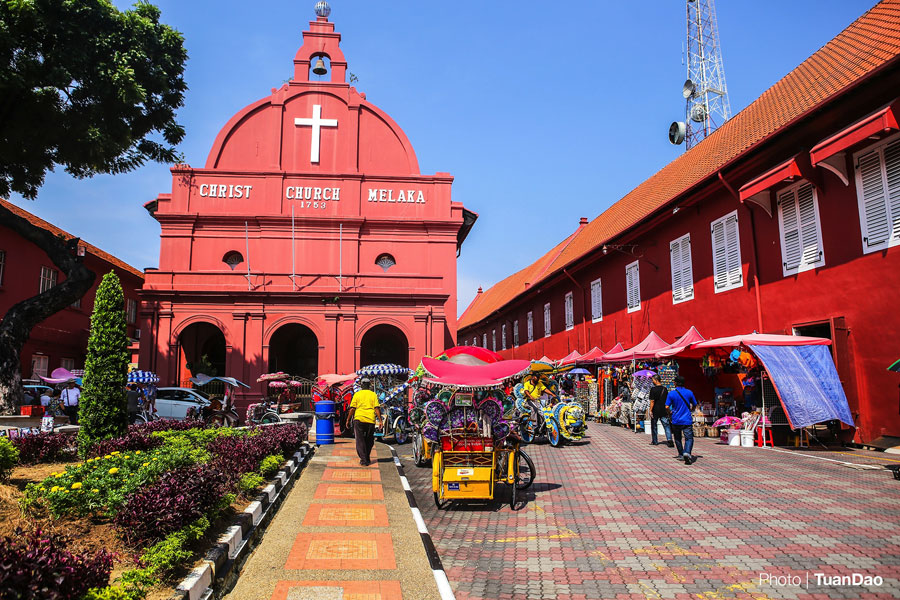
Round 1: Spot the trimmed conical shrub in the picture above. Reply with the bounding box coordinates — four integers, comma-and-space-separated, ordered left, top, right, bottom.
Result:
77, 271, 129, 455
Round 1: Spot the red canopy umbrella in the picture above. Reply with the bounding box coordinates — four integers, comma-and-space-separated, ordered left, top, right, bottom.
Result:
690, 333, 831, 349
577, 347, 604, 363
421, 357, 531, 388
442, 346, 503, 365
559, 350, 582, 366
656, 326, 706, 358
602, 332, 670, 362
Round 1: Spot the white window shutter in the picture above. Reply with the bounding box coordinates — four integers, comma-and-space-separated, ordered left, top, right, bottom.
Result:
724, 214, 742, 287
711, 219, 728, 290
513, 320, 519, 346
626, 261, 640, 312
590, 278, 602, 321
564, 292, 574, 330
543, 303, 551, 337
527, 312, 533, 342
779, 189, 802, 271
797, 183, 823, 266
492, 329, 496, 351
680, 235, 694, 301
670, 240, 682, 303
885, 140, 900, 241
858, 149, 890, 248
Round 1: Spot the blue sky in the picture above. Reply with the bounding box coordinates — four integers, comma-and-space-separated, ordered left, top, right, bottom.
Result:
8, 0, 877, 316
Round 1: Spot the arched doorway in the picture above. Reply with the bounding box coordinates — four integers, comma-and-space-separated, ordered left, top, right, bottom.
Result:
360, 324, 408, 368
178, 322, 227, 385
268, 323, 319, 379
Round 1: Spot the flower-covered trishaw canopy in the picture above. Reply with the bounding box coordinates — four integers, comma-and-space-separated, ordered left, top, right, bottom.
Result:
413, 355, 536, 510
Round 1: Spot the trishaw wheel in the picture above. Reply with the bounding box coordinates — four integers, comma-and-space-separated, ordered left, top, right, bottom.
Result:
520, 420, 535, 444
260, 412, 282, 424
510, 475, 518, 509
395, 422, 409, 445
413, 432, 426, 467
515, 449, 536, 490
548, 419, 563, 447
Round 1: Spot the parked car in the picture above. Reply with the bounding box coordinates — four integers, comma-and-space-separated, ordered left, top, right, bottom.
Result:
155, 387, 210, 420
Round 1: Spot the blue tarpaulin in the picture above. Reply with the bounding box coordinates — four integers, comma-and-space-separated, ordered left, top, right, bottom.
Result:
749, 344, 854, 429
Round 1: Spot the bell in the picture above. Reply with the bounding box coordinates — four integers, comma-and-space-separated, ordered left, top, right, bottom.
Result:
312, 58, 327, 76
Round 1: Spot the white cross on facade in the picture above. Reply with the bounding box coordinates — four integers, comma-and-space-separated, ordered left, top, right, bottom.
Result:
294, 104, 338, 164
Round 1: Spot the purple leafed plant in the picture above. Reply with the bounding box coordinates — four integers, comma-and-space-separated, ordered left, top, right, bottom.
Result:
89, 420, 203, 457
11, 432, 77, 464
113, 464, 228, 546
0, 528, 113, 599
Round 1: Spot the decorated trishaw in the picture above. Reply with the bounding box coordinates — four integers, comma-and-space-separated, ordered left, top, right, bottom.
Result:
126, 370, 160, 424
187, 374, 250, 426
353, 364, 411, 444
515, 361, 587, 447
419, 356, 536, 510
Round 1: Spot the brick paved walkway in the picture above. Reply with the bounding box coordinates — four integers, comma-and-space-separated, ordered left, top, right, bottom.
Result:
225, 438, 440, 600
400, 425, 900, 600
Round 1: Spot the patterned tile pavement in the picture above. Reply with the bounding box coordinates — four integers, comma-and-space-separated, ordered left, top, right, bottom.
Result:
400, 425, 900, 600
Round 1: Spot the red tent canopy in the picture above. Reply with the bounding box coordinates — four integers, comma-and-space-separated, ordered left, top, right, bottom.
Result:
656, 326, 706, 358
421, 357, 531, 388
317, 373, 357, 387
602, 332, 670, 362
691, 333, 832, 348
578, 347, 605, 363
559, 350, 582, 366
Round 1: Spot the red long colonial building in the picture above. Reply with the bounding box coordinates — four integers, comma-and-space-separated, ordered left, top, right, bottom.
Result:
458, 1, 900, 444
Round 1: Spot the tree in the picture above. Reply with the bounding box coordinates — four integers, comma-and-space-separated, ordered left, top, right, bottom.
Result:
77, 271, 129, 454
0, 0, 187, 411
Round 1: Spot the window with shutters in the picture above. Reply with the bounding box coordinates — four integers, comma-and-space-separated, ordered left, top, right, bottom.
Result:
482, 333, 487, 348
564, 292, 574, 331
527, 311, 534, 342
513, 320, 519, 347
625, 260, 640, 313
777, 182, 825, 275
126, 299, 138, 324
473, 337, 477, 347
31, 354, 48, 378
710, 210, 743, 293
590, 278, 602, 322
501, 324, 507, 350
853, 133, 900, 254
0, 250, 5, 286
60, 358, 75, 372
543, 303, 551, 337
492, 329, 496, 351
669, 234, 694, 304
39, 266, 57, 294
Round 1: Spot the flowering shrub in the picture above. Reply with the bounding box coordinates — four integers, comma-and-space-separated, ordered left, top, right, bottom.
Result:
207, 424, 306, 483
0, 437, 19, 480
114, 465, 228, 545
11, 431, 78, 464
0, 528, 113, 600
88, 420, 206, 457
23, 434, 210, 518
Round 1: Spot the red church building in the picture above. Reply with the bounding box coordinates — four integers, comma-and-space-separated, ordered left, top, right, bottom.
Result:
0, 199, 144, 378
139, 5, 475, 402
459, 1, 900, 445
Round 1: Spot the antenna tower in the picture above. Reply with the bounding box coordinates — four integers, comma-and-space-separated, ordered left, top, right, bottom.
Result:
668, 0, 731, 149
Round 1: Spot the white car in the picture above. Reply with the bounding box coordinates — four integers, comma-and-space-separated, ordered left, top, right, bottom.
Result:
155, 387, 210, 420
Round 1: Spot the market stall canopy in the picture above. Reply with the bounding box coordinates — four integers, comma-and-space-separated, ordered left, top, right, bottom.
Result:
577, 347, 605, 363
421, 357, 531, 389
356, 364, 409, 377
442, 346, 503, 365
39, 367, 79, 385
602, 332, 670, 362
603, 343, 624, 355
749, 344, 854, 429
690, 333, 831, 348
257, 372, 290, 383
655, 326, 707, 358
190, 374, 250, 388
317, 373, 357, 387
888, 358, 900, 373
538, 356, 555, 364
559, 350, 582, 366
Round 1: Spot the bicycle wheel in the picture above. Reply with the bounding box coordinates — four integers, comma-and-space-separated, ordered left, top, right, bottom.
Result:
515, 449, 536, 490
548, 419, 563, 447
509, 474, 518, 509
520, 419, 535, 444
260, 412, 282, 424
394, 421, 410, 445
130, 413, 148, 425
413, 431, 427, 467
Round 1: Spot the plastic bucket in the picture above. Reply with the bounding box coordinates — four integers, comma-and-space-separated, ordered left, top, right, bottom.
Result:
642, 421, 651, 434
740, 430, 754, 447
727, 429, 741, 446
314, 399, 336, 445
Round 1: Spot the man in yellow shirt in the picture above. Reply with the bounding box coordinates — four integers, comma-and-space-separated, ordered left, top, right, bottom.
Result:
523, 373, 558, 407
347, 378, 382, 466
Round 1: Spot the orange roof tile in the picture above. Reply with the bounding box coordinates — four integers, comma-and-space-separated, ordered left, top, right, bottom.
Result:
460, 0, 900, 330
1, 199, 144, 279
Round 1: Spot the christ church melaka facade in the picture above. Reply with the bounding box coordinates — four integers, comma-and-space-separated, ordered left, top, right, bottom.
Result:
459, 1, 900, 445
138, 7, 475, 402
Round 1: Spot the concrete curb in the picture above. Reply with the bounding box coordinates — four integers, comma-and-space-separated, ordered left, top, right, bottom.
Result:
169, 442, 315, 600
387, 444, 456, 600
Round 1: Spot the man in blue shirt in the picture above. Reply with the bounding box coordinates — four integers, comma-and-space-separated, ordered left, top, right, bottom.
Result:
665, 375, 699, 464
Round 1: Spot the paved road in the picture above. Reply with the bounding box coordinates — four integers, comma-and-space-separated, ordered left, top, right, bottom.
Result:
397, 424, 900, 600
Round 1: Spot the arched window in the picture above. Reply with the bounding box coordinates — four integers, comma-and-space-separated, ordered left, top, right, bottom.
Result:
375, 253, 396, 272
223, 251, 244, 270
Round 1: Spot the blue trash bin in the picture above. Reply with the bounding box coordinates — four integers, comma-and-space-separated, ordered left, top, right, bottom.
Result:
314, 399, 336, 445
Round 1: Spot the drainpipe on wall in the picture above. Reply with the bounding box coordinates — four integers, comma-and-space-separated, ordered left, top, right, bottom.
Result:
718, 171, 764, 333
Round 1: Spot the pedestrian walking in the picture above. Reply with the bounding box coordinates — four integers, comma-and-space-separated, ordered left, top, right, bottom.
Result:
347, 378, 382, 466
61, 380, 81, 424
666, 375, 699, 464
648, 374, 673, 447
